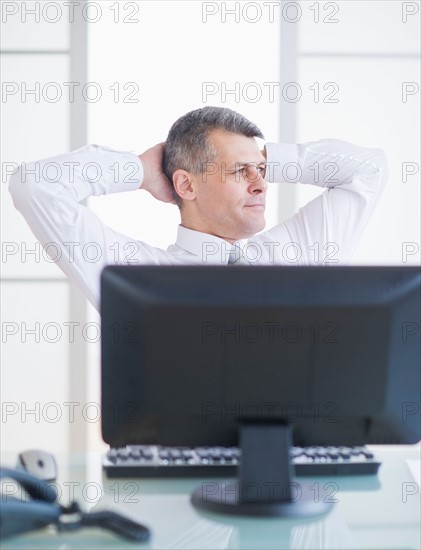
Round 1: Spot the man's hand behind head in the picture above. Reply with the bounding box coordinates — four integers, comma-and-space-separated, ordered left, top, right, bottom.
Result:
138, 143, 177, 204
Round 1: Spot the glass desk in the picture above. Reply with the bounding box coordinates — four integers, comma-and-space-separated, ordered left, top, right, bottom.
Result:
1, 445, 420, 549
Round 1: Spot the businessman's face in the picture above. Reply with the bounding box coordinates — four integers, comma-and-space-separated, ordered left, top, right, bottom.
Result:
191, 130, 267, 242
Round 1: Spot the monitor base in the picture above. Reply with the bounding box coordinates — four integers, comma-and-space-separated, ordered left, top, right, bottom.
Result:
191, 480, 334, 517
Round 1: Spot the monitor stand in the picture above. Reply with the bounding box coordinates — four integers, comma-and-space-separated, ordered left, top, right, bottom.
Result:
191, 421, 334, 517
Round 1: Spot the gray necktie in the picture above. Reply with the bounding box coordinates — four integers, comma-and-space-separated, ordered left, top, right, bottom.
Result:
228, 244, 251, 265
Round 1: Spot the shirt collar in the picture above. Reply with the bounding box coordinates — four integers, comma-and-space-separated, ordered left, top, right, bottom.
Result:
174, 225, 248, 265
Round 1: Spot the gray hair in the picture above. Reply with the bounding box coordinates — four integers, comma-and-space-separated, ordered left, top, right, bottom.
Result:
163, 106, 264, 207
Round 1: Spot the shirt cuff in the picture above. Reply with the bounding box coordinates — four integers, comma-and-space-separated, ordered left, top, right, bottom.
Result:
122, 151, 144, 192
92, 146, 144, 193
264, 142, 299, 183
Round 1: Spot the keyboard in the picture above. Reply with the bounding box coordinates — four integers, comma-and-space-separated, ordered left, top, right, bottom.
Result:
103, 445, 381, 477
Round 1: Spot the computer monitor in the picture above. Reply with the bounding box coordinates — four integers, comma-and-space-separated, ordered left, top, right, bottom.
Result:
100, 265, 420, 517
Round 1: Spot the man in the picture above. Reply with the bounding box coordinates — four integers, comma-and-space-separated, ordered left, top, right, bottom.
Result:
9, 106, 388, 310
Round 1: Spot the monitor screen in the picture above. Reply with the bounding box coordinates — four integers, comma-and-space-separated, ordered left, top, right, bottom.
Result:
101, 265, 420, 450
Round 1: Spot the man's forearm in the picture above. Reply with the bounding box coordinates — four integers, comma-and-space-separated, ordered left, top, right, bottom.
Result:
9, 145, 143, 212
265, 139, 387, 191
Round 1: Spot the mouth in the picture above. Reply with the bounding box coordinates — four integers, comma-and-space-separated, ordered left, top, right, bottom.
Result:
244, 204, 265, 210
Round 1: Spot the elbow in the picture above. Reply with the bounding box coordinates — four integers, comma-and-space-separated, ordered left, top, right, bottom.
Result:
373, 148, 388, 189
8, 164, 27, 211
9, 161, 46, 212
364, 148, 388, 196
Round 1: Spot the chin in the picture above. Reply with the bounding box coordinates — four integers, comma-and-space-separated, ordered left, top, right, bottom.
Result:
239, 224, 266, 240
251, 218, 266, 235
230, 216, 266, 240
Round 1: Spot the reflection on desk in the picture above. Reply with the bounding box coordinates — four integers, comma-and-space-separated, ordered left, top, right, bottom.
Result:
93, 492, 356, 549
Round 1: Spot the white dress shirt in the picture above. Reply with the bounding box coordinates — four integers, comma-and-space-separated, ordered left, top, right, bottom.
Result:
9, 140, 388, 310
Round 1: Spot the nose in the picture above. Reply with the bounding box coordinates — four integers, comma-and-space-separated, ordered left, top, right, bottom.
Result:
246, 165, 267, 194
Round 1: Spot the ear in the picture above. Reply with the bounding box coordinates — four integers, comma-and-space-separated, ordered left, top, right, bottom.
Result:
173, 169, 196, 202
